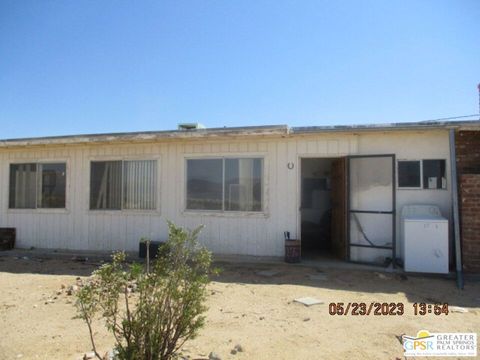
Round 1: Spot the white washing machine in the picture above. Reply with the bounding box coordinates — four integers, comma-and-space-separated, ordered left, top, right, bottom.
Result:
402, 205, 449, 274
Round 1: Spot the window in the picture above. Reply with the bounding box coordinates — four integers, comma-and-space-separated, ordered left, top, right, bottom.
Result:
186, 159, 223, 210
90, 160, 157, 210
9, 162, 66, 209
397, 159, 446, 189
423, 159, 446, 189
186, 158, 263, 212
398, 161, 421, 188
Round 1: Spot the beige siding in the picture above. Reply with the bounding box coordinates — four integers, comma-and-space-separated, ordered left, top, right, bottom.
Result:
0, 130, 451, 257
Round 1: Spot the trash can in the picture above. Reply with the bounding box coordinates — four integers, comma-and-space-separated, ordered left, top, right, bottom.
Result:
285, 239, 301, 263
0, 228, 15, 251
139, 241, 164, 259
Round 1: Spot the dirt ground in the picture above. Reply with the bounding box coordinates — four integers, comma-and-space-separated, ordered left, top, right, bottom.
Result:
0, 254, 478, 360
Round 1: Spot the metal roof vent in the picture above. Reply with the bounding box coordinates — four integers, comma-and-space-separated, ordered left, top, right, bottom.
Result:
177, 123, 206, 130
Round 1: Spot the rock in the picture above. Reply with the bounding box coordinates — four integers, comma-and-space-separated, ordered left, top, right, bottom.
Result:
67, 285, 79, 295
56, 290, 62, 295
293, 297, 323, 306
450, 306, 468, 313
256, 270, 279, 277
208, 351, 222, 360
83, 352, 96, 360
60, 284, 66, 289
230, 349, 237, 355
303, 317, 310, 322
375, 272, 388, 280
259, 316, 265, 320
234, 344, 244, 352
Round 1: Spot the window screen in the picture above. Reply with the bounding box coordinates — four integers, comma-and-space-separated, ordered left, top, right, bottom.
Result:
90, 160, 157, 210
9, 162, 66, 209
9, 163, 37, 208
38, 163, 66, 208
186, 159, 223, 210
398, 161, 421, 188
123, 160, 157, 210
186, 158, 263, 212
423, 159, 446, 189
90, 161, 122, 210
225, 158, 262, 211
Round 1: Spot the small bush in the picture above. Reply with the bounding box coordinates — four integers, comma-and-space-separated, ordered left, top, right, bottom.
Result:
75, 221, 214, 360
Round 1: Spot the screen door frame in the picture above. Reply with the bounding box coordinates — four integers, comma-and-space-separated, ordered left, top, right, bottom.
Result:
346, 154, 396, 267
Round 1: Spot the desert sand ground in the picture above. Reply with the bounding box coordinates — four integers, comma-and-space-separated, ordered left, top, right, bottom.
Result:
0, 253, 478, 360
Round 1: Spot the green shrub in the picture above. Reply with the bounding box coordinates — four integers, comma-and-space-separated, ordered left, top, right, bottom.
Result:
75, 221, 214, 360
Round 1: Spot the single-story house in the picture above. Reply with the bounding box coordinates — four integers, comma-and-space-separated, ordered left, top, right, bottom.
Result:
0, 120, 479, 271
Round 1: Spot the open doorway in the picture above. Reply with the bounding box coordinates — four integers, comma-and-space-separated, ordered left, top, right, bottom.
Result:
300, 157, 347, 260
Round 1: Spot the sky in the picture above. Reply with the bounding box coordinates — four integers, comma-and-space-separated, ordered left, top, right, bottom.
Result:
0, 1, 479, 139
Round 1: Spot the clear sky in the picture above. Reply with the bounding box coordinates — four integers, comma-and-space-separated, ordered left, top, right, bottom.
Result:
1, 1, 479, 139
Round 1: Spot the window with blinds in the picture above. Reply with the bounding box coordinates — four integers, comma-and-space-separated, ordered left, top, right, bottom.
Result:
9, 162, 67, 209
90, 160, 157, 210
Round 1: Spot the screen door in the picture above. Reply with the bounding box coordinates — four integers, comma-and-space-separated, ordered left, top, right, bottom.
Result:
347, 155, 396, 266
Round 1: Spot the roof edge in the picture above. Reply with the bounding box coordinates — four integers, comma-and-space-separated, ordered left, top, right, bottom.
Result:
1, 119, 479, 148
292, 119, 480, 134
0, 125, 289, 148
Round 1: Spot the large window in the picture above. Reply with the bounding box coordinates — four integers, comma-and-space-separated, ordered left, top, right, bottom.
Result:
90, 160, 157, 210
186, 158, 263, 212
9, 162, 66, 209
397, 159, 446, 189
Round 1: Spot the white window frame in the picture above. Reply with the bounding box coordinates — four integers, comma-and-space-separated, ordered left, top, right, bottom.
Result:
397, 159, 447, 190
183, 155, 267, 216
87, 156, 160, 214
7, 159, 70, 213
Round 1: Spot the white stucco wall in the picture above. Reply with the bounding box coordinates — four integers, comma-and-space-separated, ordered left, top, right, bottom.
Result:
356, 130, 451, 262
0, 129, 451, 259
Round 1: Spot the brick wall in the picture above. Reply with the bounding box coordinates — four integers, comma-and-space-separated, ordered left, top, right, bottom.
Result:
459, 174, 480, 273
456, 131, 480, 175
456, 131, 480, 273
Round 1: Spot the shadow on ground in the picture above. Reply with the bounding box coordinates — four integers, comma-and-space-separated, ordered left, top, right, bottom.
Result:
0, 250, 478, 308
